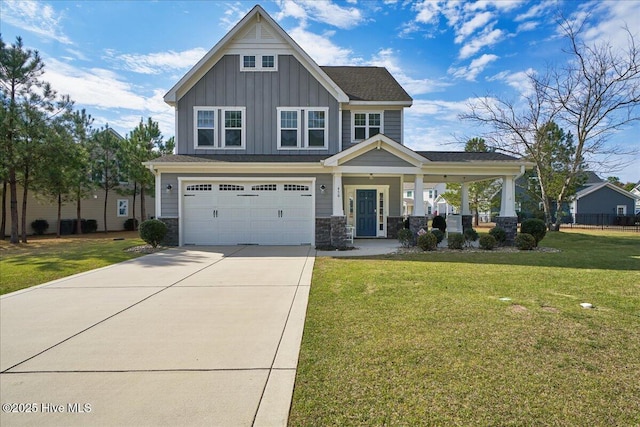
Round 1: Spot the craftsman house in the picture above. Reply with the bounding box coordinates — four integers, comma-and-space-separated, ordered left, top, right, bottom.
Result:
146, 5, 529, 246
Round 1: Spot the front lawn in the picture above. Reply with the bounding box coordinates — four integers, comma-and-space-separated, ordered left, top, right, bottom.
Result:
290, 230, 640, 426
0, 232, 148, 295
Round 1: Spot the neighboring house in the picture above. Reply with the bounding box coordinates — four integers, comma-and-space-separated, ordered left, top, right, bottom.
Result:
145, 5, 529, 246
2, 185, 155, 236
570, 180, 639, 225
402, 182, 445, 216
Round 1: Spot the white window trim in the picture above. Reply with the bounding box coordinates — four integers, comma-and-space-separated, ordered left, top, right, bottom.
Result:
194, 107, 217, 150
277, 108, 301, 150
616, 205, 627, 215
240, 54, 278, 72
117, 199, 129, 217
351, 111, 384, 143
221, 107, 246, 149
194, 106, 246, 150
276, 107, 329, 150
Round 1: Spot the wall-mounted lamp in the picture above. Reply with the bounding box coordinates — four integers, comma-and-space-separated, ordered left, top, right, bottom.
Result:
369, 173, 374, 180
93, 194, 98, 199
320, 184, 326, 194
166, 184, 173, 193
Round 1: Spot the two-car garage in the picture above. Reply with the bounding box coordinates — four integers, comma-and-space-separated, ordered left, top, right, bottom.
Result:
180, 179, 315, 246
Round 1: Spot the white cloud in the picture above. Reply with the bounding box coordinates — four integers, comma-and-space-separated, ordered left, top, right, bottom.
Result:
455, 11, 495, 43
412, 0, 442, 25
487, 68, 536, 96
105, 48, 208, 75
449, 53, 499, 81
1, 0, 72, 44
516, 21, 539, 32
459, 28, 504, 59
578, 1, 640, 51
275, 0, 364, 29
515, 0, 557, 22
369, 49, 450, 95
288, 25, 357, 65
220, 3, 253, 30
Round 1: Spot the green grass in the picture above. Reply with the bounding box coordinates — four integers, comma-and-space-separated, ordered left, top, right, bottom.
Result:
290, 230, 640, 426
0, 232, 149, 295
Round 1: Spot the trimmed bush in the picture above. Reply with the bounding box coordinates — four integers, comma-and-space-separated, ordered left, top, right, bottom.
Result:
417, 232, 437, 251
521, 218, 546, 246
139, 219, 167, 248
124, 218, 139, 231
488, 226, 507, 246
431, 229, 444, 244
515, 233, 536, 250
479, 234, 497, 250
398, 228, 414, 247
31, 219, 49, 235
447, 232, 465, 250
432, 215, 447, 233
83, 219, 98, 233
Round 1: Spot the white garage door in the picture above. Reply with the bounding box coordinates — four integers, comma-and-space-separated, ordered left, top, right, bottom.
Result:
181, 180, 314, 245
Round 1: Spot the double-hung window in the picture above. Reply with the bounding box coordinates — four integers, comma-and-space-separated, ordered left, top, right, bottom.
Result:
352, 111, 383, 142
277, 107, 328, 149
195, 108, 216, 147
194, 107, 245, 149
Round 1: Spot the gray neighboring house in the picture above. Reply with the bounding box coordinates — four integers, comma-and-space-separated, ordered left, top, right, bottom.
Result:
570, 175, 639, 225
145, 5, 530, 247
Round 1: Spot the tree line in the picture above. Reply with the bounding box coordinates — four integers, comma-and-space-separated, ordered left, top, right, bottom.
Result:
1, 36, 174, 244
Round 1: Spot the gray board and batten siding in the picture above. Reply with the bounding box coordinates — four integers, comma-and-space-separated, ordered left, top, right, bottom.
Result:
160, 173, 334, 217
177, 55, 340, 155
342, 148, 414, 168
577, 186, 636, 215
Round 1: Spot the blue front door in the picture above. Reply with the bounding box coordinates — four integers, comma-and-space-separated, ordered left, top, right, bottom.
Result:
356, 189, 377, 237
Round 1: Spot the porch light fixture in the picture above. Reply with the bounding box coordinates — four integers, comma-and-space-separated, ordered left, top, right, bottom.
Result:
166, 184, 173, 192
320, 184, 326, 193
369, 173, 374, 180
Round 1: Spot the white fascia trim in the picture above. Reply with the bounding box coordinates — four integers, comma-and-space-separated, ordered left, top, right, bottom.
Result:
146, 162, 327, 175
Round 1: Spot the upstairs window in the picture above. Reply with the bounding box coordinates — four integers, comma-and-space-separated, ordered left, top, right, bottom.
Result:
194, 107, 245, 149
277, 107, 328, 150
240, 54, 278, 71
196, 108, 216, 147
352, 111, 383, 142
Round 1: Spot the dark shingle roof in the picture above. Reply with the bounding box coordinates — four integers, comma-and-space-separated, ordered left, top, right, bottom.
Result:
417, 151, 519, 162
321, 66, 413, 103
149, 154, 331, 163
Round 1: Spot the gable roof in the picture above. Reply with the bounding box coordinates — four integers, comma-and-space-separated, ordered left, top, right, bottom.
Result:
321, 66, 412, 105
575, 181, 640, 200
164, 5, 348, 105
323, 134, 426, 167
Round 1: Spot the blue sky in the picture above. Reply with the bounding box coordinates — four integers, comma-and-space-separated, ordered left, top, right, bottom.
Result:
1, 0, 638, 182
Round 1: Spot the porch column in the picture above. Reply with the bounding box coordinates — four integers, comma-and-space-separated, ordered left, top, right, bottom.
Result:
499, 175, 517, 217
414, 174, 425, 216
461, 182, 470, 215
332, 172, 344, 216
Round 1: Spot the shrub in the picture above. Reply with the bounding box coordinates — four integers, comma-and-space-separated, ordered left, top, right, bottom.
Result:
432, 215, 447, 233
447, 232, 464, 250
464, 228, 479, 245
83, 219, 98, 233
515, 233, 536, 250
489, 226, 507, 246
521, 218, 546, 246
417, 232, 437, 251
124, 218, 139, 231
139, 219, 167, 248
431, 229, 444, 244
31, 219, 49, 235
479, 234, 496, 250
398, 228, 414, 247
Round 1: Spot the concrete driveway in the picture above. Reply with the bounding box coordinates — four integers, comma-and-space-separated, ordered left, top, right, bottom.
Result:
0, 245, 314, 427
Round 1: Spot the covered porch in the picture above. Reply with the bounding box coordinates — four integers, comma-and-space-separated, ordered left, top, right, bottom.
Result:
320, 135, 529, 247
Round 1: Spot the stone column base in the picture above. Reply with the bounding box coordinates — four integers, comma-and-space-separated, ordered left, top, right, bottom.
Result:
330, 216, 349, 248
462, 215, 473, 232
158, 217, 179, 246
495, 216, 518, 246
